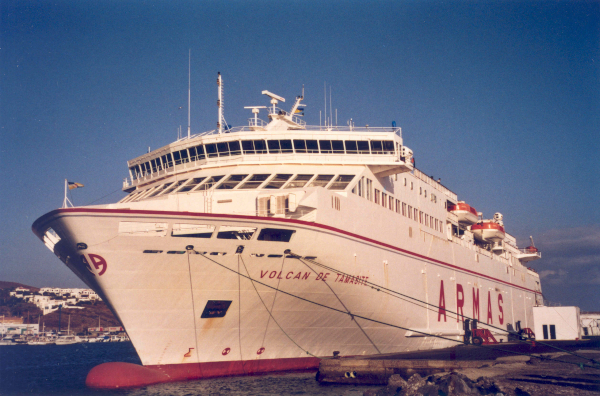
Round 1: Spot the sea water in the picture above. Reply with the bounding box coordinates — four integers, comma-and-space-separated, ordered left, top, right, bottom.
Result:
0, 343, 373, 396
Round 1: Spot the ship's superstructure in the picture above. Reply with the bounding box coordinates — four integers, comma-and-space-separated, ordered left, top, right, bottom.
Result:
32, 80, 542, 388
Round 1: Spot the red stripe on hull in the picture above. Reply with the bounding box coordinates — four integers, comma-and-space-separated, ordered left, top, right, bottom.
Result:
86, 357, 320, 389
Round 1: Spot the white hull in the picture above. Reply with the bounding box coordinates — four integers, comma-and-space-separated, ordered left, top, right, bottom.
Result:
34, 206, 541, 368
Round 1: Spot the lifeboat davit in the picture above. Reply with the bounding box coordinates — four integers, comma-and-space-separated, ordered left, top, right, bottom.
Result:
448, 202, 478, 224
471, 221, 505, 243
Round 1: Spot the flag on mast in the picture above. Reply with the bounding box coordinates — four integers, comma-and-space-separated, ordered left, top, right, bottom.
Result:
68, 182, 84, 190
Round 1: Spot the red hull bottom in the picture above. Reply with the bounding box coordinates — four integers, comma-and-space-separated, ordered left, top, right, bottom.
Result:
85, 357, 321, 389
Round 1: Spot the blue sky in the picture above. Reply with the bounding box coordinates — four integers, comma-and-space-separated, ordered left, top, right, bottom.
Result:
1, 1, 598, 309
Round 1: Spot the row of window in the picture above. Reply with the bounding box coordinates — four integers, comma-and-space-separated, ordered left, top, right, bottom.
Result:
130, 139, 397, 179
171, 225, 295, 242
121, 173, 356, 203
351, 176, 445, 234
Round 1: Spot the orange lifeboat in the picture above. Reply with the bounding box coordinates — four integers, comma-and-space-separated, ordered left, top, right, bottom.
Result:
471, 221, 505, 243
448, 202, 478, 224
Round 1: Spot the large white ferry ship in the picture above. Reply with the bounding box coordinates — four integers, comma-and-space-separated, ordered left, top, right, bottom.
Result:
32, 76, 543, 388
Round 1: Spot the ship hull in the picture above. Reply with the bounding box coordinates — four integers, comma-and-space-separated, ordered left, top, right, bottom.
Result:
33, 208, 540, 387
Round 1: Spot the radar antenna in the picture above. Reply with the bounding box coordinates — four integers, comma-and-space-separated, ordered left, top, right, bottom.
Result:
262, 90, 285, 114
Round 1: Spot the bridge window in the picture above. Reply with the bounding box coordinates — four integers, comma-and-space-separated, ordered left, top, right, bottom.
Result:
217, 142, 230, 157
181, 149, 190, 163
238, 174, 270, 189
328, 175, 355, 190
229, 141, 241, 156
188, 146, 198, 161
162, 154, 174, 169
265, 174, 292, 189
257, 228, 296, 242
217, 175, 248, 189
370, 140, 383, 154
309, 174, 334, 188
192, 145, 206, 161
345, 141, 358, 154
280, 140, 293, 153
332, 140, 344, 154
293, 140, 306, 153
319, 140, 332, 154
241, 140, 268, 155
179, 177, 206, 192
357, 141, 370, 154
204, 143, 218, 158
285, 174, 314, 188
306, 140, 319, 153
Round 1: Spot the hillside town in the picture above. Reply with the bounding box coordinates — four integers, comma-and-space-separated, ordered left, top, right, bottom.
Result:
9, 286, 101, 315
1, 283, 126, 344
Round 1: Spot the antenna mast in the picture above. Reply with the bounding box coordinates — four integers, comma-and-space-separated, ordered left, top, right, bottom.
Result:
217, 72, 223, 134
187, 49, 191, 139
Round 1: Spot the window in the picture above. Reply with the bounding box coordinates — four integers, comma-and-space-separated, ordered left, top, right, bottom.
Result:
162, 154, 174, 169
267, 140, 281, 153
172, 151, 181, 164
217, 174, 248, 189
217, 226, 256, 240
308, 175, 334, 187
328, 175, 354, 190
197, 175, 224, 190
194, 145, 206, 161
382, 193, 387, 207
407, 205, 412, 219
390, 196, 394, 211
306, 140, 319, 153
179, 149, 190, 163
550, 324, 556, 339
411, 182, 414, 190
293, 140, 306, 153
242, 140, 256, 154
162, 179, 188, 195
179, 177, 206, 192
357, 141, 370, 154
216, 142, 230, 157
345, 140, 358, 154
285, 174, 313, 188
357, 176, 364, 197
172, 224, 215, 238
331, 140, 344, 154
150, 159, 158, 173
280, 140, 293, 153
257, 228, 296, 242
332, 196, 341, 210
420, 187, 422, 195
424, 190, 427, 198
419, 211, 423, 224
370, 140, 383, 154
146, 183, 173, 198
366, 178, 373, 201
238, 174, 270, 189
265, 174, 292, 189
319, 140, 332, 154
402, 202, 407, 216
375, 189, 381, 204
226, 141, 240, 156
204, 143, 218, 158
404, 178, 407, 186
414, 208, 418, 221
